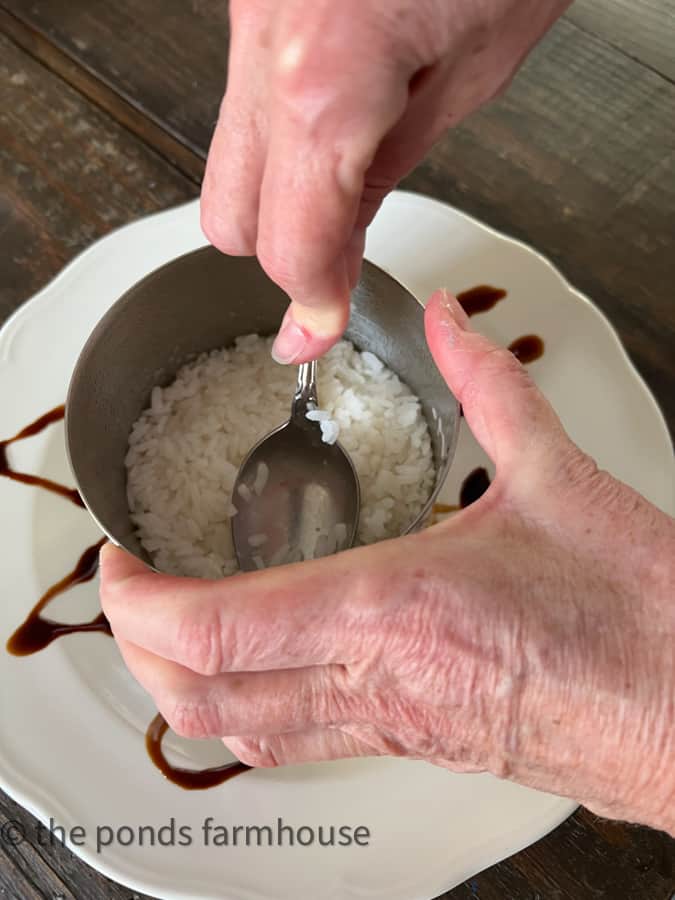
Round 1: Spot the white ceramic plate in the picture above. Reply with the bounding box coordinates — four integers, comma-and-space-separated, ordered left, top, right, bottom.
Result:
0, 192, 671, 900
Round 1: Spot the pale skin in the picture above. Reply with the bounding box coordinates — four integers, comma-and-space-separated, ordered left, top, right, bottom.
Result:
101, 0, 675, 836
200, 0, 574, 361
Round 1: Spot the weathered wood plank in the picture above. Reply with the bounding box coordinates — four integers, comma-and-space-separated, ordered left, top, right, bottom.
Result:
2, 2, 672, 426
0, 28, 195, 900
445, 808, 675, 900
0, 7, 205, 181
569, 0, 675, 81
403, 17, 675, 428
1, 791, 154, 899
3, 784, 674, 900
0, 0, 228, 156
0, 30, 197, 322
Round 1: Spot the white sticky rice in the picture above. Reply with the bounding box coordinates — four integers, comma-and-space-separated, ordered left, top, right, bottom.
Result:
125, 335, 434, 578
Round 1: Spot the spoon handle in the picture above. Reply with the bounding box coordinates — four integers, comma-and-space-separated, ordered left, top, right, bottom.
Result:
291, 360, 318, 422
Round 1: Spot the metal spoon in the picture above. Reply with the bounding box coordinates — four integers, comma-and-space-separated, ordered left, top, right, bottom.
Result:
231, 361, 360, 571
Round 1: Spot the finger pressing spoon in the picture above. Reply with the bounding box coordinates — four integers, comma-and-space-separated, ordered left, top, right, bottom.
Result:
231, 361, 360, 571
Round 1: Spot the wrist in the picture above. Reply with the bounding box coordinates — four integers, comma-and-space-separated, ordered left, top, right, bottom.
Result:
630, 536, 675, 833
496, 542, 675, 834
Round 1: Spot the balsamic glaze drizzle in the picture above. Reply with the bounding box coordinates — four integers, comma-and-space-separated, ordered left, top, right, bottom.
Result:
1, 406, 248, 787
508, 334, 545, 363
0, 406, 83, 507
146, 714, 251, 789
3, 287, 540, 788
456, 285, 507, 316
6, 537, 110, 656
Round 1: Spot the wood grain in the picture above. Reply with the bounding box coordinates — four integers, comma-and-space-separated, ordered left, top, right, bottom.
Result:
2, 789, 674, 900
446, 809, 675, 900
402, 17, 675, 429
0, 30, 197, 322
0, 791, 153, 899
2, 1, 672, 426
569, 0, 675, 81
0, 0, 228, 157
0, 28, 194, 900
0, 7, 205, 181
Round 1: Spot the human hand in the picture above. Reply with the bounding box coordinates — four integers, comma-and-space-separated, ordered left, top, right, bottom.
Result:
101, 291, 675, 835
200, 0, 572, 363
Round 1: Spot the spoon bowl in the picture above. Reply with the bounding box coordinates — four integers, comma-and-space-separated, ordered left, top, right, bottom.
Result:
66, 249, 459, 569
231, 363, 360, 571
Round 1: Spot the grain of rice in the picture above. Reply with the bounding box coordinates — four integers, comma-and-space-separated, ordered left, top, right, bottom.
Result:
252, 462, 269, 496
126, 335, 434, 577
306, 409, 331, 422
319, 419, 340, 445
237, 483, 252, 502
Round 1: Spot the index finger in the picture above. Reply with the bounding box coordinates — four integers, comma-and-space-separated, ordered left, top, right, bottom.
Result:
258, 22, 413, 361
99, 539, 392, 675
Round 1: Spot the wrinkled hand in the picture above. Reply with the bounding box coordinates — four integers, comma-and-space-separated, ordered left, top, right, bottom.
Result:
101, 292, 675, 835
200, 0, 571, 362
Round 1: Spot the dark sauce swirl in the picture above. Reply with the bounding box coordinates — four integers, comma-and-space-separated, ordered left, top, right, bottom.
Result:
0, 405, 83, 507
146, 714, 251, 789
2, 404, 251, 786
6, 537, 111, 655
2, 296, 531, 788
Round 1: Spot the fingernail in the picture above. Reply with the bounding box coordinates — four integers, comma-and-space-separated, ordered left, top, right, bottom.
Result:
272, 311, 310, 364
439, 289, 470, 329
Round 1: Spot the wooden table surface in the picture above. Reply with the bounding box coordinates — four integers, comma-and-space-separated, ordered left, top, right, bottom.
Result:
0, 1, 673, 898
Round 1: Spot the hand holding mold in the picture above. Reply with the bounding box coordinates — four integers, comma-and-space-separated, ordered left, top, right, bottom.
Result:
101, 292, 675, 837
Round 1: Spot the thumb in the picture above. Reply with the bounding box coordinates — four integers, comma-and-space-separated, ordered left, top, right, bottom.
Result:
424, 289, 566, 473
99, 541, 153, 589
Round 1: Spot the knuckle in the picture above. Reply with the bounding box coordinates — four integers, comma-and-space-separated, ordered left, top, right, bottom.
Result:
554, 445, 600, 492
272, 69, 343, 147
560, 449, 643, 516
388, 575, 445, 660
200, 206, 227, 251
272, 32, 345, 113
273, 52, 315, 105
538, 440, 622, 509
165, 699, 223, 740
256, 240, 303, 293
226, 736, 279, 768
383, 3, 448, 64
175, 606, 225, 676
314, 666, 349, 725
357, 182, 392, 228
200, 204, 255, 256
479, 344, 533, 385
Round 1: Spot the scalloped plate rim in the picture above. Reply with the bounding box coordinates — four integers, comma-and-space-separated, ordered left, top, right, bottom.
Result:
0, 191, 671, 900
